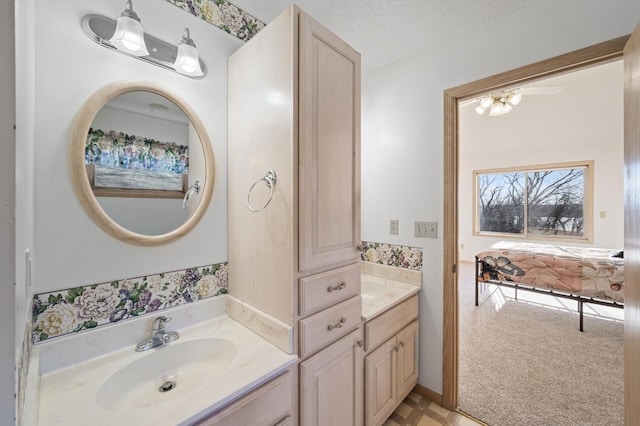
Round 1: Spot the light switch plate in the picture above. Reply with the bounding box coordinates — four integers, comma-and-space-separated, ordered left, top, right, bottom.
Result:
390, 219, 399, 235
415, 221, 437, 238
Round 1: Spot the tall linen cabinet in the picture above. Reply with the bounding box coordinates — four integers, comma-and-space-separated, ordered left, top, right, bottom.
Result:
228, 5, 362, 426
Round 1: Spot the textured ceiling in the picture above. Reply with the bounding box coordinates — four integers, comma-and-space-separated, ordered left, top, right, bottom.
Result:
230, 0, 545, 74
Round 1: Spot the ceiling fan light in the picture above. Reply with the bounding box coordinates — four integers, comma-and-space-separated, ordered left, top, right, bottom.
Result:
503, 103, 513, 113
110, 0, 149, 57
507, 92, 522, 105
489, 101, 505, 116
475, 105, 487, 115
479, 96, 492, 109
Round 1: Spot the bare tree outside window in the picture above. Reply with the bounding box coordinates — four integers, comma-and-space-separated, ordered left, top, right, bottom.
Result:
476, 165, 587, 239
478, 172, 524, 234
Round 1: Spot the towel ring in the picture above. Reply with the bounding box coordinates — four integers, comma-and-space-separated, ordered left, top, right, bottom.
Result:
247, 170, 277, 212
182, 180, 201, 209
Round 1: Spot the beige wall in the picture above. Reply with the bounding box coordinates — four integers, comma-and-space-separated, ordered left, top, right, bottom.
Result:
459, 60, 624, 261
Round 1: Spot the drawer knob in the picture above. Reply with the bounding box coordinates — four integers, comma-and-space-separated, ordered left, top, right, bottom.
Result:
327, 282, 347, 293
356, 340, 364, 347
327, 317, 346, 331
399, 342, 405, 348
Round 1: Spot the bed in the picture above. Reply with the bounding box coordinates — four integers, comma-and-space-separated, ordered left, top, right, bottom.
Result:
475, 241, 624, 331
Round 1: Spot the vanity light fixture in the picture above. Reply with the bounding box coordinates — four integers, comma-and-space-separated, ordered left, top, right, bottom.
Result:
109, 0, 149, 57
81, 5, 207, 79
475, 89, 522, 116
173, 28, 204, 77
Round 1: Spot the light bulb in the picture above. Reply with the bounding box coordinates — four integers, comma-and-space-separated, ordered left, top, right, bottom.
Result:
479, 96, 492, 109
173, 28, 204, 77
489, 101, 505, 116
507, 92, 522, 105
109, 0, 149, 57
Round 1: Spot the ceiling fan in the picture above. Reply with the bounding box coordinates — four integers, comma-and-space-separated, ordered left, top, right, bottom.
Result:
460, 86, 563, 116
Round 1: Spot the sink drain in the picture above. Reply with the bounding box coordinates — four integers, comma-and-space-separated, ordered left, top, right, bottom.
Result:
159, 380, 177, 393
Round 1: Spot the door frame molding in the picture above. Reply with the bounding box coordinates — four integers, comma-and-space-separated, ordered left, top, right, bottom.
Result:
442, 35, 630, 410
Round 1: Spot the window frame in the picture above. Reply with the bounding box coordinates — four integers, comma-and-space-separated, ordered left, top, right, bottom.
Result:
472, 160, 594, 243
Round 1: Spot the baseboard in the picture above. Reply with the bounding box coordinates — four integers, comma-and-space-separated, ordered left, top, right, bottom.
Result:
412, 384, 443, 406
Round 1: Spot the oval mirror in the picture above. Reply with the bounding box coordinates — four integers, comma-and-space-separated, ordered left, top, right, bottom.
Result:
69, 81, 215, 246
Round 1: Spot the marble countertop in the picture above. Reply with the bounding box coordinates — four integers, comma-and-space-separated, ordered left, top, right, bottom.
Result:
31, 267, 420, 425
361, 273, 421, 321
34, 314, 297, 426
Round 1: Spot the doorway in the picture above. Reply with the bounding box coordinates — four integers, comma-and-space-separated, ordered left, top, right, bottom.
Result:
456, 60, 625, 424
441, 35, 629, 411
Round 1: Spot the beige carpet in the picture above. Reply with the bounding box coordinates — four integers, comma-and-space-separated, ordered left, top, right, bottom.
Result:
458, 262, 624, 426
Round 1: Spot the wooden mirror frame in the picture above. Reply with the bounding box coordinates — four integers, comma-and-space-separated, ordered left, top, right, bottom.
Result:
69, 80, 215, 246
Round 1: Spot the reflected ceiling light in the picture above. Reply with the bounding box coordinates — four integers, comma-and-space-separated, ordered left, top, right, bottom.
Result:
475, 89, 522, 116
109, 0, 149, 57
173, 28, 204, 77
149, 103, 169, 111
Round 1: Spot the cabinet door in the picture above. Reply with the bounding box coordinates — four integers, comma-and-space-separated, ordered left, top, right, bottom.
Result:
298, 10, 361, 274
396, 320, 419, 401
300, 328, 364, 426
364, 337, 397, 426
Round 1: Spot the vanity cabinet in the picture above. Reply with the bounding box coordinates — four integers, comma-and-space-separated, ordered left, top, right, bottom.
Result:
363, 296, 419, 426
228, 4, 362, 426
194, 369, 293, 426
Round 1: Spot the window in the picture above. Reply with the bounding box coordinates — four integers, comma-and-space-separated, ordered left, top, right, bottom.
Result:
474, 161, 592, 241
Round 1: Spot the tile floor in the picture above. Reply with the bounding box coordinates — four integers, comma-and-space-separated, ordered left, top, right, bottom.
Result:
383, 391, 485, 426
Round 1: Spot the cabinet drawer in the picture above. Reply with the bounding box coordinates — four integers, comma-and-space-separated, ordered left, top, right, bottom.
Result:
299, 295, 362, 358
299, 263, 361, 317
365, 295, 418, 352
195, 370, 292, 426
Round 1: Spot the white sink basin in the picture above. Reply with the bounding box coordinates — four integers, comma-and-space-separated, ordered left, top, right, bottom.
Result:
96, 338, 236, 411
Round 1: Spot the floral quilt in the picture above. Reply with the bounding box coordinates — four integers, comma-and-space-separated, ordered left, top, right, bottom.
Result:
477, 241, 624, 303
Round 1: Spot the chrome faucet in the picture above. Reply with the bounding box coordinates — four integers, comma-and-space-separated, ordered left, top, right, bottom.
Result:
135, 315, 180, 352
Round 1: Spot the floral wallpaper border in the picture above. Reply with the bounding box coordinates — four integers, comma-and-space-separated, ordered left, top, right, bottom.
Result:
361, 241, 423, 271
86, 128, 189, 174
166, 0, 266, 42
32, 263, 228, 344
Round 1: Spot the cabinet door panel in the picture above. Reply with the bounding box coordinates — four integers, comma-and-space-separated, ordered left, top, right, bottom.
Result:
365, 338, 397, 426
299, 10, 361, 273
195, 370, 292, 426
300, 328, 364, 426
396, 320, 419, 401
